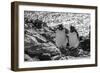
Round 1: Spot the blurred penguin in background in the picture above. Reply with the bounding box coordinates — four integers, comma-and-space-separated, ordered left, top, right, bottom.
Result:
68, 26, 80, 49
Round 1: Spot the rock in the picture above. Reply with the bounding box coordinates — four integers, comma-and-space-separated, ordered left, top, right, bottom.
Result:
51, 55, 61, 60
25, 45, 46, 61
24, 54, 33, 61
60, 56, 68, 60
80, 38, 90, 51
32, 56, 40, 61
26, 35, 39, 44
38, 53, 51, 61
67, 56, 76, 60
33, 33, 47, 43
42, 43, 61, 56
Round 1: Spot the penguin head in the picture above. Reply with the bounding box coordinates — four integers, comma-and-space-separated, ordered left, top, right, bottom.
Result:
57, 24, 64, 30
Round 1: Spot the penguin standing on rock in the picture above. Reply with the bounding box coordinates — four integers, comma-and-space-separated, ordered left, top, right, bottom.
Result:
55, 24, 68, 54
68, 26, 80, 57
68, 26, 79, 49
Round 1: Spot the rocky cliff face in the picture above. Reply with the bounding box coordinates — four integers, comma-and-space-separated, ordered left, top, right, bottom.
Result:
24, 19, 65, 61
